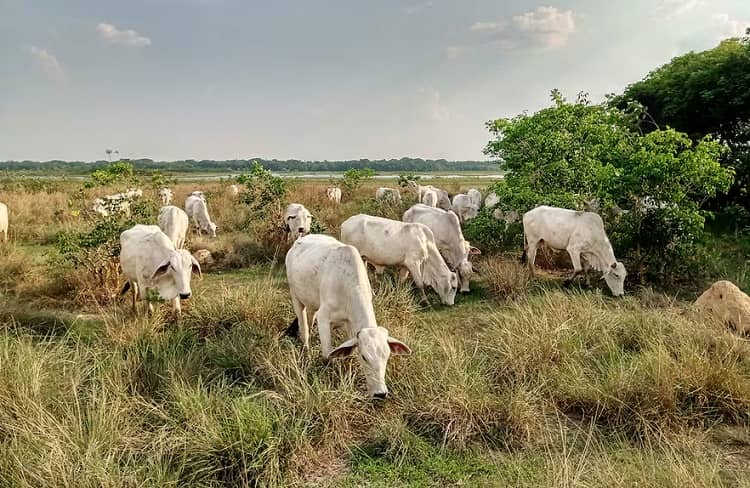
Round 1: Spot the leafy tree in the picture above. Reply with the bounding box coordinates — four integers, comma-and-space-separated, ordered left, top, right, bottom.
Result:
237, 161, 287, 215
341, 168, 375, 196
614, 37, 750, 208
87, 161, 137, 187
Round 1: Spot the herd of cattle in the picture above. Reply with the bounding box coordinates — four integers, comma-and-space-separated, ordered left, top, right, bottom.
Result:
0, 181, 629, 398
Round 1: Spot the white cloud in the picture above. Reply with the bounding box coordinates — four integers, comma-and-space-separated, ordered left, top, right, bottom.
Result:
469, 20, 507, 34
658, 0, 702, 19
712, 13, 749, 39
403, 1, 433, 15
96, 23, 152, 47
512, 6, 576, 49
28, 46, 66, 81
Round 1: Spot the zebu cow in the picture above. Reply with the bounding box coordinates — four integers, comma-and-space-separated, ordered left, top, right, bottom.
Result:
0, 202, 8, 242
284, 203, 312, 242
467, 189, 482, 209
92, 189, 143, 217
286, 234, 411, 399
522, 206, 627, 296
228, 184, 240, 197
418, 185, 451, 211
185, 195, 217, 237
484, 192, 500, 209
375, 187, 401, 203
421, 189, 438, 207
158, 188, 174, 206
340, 214, 458, 305
119, 225, 201, 315
158, 206, 189, 249
451, 194, 479, 223
326, 187, 342, 204
403, 204, 481, 293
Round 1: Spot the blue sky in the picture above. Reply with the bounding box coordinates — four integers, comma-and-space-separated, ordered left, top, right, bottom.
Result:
1, 0, 748, 161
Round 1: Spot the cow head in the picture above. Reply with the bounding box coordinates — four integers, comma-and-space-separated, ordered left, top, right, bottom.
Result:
286, 207, 311, 241
430, 269, 458, 305
456, 244, 481, 293
150, 249, 202, 301
201, 221, 217, 238
329, 326, 411, 399
602, 261, 627, 297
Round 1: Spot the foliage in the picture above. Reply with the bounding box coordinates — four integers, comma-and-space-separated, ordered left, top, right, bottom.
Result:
86, 161, 137, 188
614, 37, 750, 208
341, 168, 375, 196
398, 173, 421, 187
237, 161, 287, 215
149, 171, 176, 189
485, 91, 734, 285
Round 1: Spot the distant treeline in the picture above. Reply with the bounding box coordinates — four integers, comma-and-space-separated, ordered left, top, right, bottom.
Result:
0, 158, 498, 174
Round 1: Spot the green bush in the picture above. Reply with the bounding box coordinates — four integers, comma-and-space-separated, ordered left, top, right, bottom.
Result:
86, 161, 137, 188
237, 161, 287, 216
341, 168, 375, 196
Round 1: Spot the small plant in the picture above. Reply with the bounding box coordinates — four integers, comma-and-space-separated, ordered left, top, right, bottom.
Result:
237, 161, 287, 215
398, 173, 421, 188
341, 168, 375, 196
86, 161, 137, 188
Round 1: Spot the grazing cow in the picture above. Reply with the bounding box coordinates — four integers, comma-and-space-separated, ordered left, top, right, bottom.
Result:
326, 187, 342, 204
286, 234, 411, 398
158, 205, 190, 249
228, 184, 240, 197
418, 185, 451, 211
185, 195, 217, 237
92, 189, 142, 217
467, 189, 482, 209
375, 187, 401, 203
0, 202, 8, 242
522, 206, 627, 296
159, 188, 174, 206
421, 189, 439, 207
485, 192, 500, 209
451, 194, 479, 223
340, 214, 458, 305
119, 225, 201, 315
403, 204, 481, 293
284, 203, 312, 242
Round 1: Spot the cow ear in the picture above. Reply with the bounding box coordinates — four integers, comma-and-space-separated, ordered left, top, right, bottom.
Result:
151, 260, 171, 280
191, 256, 202, 279
471, 264, 481, 275
387, 337, 411, 355
469, 246, 482, 256
329, 338, 358, 359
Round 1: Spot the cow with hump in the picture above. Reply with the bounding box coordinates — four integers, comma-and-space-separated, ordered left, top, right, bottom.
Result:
522, 205, 627, 296
120, 225, 202, 315
340, 214, 458, 305
403, 204, 481, 293
286, 234, 411, 399
158, 205, 189, 249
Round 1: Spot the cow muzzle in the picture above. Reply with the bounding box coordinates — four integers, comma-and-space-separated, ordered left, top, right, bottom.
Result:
179, 292, 192, 300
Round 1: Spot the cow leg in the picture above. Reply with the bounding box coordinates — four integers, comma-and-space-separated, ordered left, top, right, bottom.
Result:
526, 240, 539, 277
398, 267, 410, 283
565, 248, 584, 286
172, 297, 182, 316
291, 296, 310, 351
317, 309, 333, 360
131, 281, 139, 314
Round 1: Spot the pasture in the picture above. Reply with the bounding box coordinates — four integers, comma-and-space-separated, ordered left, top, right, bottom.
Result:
0, 177, 749, 487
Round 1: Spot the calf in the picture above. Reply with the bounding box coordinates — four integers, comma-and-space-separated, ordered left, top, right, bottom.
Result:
159, 188, 174, 206
158, 205, 189, 249
340, 214, 458, 305
120, 225, 201, 315
286, 234, 411, 399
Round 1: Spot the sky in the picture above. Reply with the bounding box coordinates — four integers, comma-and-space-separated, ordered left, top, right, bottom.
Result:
1, 0, 748, 162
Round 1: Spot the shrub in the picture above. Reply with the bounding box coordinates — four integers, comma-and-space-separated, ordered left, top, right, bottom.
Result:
86, 161, 137, 188
341, 168, 375, 197
237, 161, 287, 216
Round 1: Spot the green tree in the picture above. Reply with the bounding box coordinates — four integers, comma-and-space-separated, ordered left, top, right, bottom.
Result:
341, 168, 375, 196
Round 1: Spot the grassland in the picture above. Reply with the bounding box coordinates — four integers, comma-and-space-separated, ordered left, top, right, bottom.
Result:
0, 178, 749, 487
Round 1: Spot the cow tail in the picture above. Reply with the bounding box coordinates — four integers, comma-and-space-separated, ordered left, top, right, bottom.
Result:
120, 281, 131, 296
285, 317, 299, 339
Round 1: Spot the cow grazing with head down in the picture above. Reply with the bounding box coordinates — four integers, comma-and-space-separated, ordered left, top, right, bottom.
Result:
340, 214, 458, 305
326, 187, 342, 204
120, 225, 201, 315
403, 204, 481, 293
467, 189, 482, 209
286, 234, 411, 399
284, 203, 312, 242
158, 205, 189, 249
421, 189, 439, 207
185, 195, 217, 237
416, 184, 451, 211
375, 187, 401, 203
522, 205, 627, 296
484, 192, 500, 209
159, 188, 174, 206
0, 202, 8, 243
451, 194, 479, 223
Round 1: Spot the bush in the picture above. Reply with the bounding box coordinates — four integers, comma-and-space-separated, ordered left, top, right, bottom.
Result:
237, 162, 287, 216
341, 168, 375, 197
86, 161, 137, 188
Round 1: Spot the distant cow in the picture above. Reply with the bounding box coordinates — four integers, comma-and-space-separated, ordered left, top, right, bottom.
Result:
159, 188, 174, 206
228, 184, 240, 197
340, 214, 458, 305
284, 203, 312, 242
326, 187, 342, 204
119, 225, 201, 315
451, 194, 479, 223
403, 204, 481, 293
522, 206, 627, 296
417, 185, 451, 211
158, 205, 189, 249
0, 202, 8, 242
286, 234, 411, 399
421, 189, 438, 207
92, 189, 142, 217
467, 189, 482, 209
484, 192, 500, 209
375, 187, 401, 203
185, 195, 217, 237
493, 208, 520, 225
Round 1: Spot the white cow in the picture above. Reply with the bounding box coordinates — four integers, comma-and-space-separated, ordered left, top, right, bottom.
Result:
284, 203, 312, 242
403, 204, 481, 293
451, 194, 479, 223
421, 189, 439, 207
92, 189, 142, 217
375, 187, 401, 203
228, 184, 240, 197
159, 188, 174, 206
119, 225, 201, 315
158, 206, 189, 249
0, 202, 8, 242
485, 192, 500, 209
185, 195, 217, 237
286, 234, 411, 399
340, 214, 458, 305
522, 206, 627, 296
467, 189, 482, 209
326, 187, 342, 204
418, 185, 451, 211
190, 190, 206, 200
